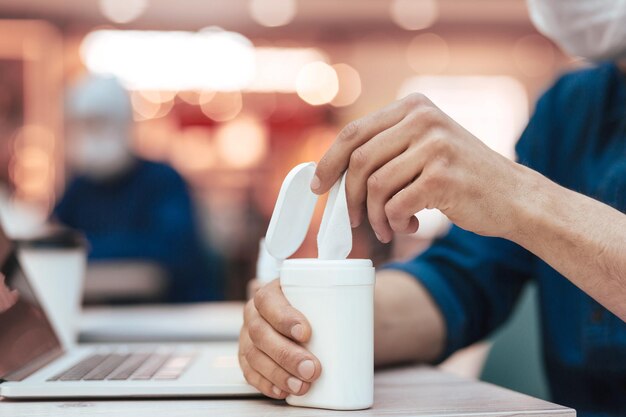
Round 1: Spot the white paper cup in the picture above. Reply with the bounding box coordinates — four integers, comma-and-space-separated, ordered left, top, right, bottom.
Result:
16, 230, 87, 348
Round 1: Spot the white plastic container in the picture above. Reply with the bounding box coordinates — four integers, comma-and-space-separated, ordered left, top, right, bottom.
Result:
264, 162, 375, 410
281, 259, 375, 410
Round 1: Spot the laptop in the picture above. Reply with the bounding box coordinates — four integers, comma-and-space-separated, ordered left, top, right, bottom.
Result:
0, 226, 258, 399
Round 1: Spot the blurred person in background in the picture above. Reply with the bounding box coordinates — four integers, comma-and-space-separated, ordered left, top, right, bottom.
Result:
239, 1, 626, 416
55, 75, 222, 302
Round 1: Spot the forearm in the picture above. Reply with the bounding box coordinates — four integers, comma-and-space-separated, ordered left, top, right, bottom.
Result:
510, 165, 626, 320
374, 270, 445, 366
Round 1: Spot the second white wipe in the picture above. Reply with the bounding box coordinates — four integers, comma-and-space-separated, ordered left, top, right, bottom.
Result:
317, 172, 352, 260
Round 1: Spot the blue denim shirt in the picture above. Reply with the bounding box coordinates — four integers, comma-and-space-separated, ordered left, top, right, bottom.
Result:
387, 62, 626, 417
54, 159, 223, 302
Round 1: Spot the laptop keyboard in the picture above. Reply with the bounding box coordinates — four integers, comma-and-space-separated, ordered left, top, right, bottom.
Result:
48, 350, 197, 382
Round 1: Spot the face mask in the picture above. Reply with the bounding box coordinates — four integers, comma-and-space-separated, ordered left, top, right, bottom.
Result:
67, 130, 133, 181
527, 0, 626, 61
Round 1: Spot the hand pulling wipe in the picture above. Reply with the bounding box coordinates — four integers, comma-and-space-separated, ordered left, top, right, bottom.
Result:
264, 162, 375, 410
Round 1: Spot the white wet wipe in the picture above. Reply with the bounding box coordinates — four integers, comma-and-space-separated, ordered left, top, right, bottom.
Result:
317, 171, 352, 260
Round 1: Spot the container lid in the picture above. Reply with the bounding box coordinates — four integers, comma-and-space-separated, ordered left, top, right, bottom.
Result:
281, 259, 374, 286
265, 162, 319, 260
14, 227, 87, 250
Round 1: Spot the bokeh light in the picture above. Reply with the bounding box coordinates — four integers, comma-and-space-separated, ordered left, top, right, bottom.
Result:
249, 0, 297, 27
513, 34, 555, 78
296, 61, 338, 106
130, 91, 174, 120
390, 0, 438, 31
177, 90, 201, 105
170, 127, 216, 172
10, 125, 55, 206
200, 91, 243, 122
11, 146, 51, 194
138, 90, 177, 104
132, 118, 177, 161
81, 29, 256, 91
249, 47, 328, 92
198, 90, 217, 105
397, 75, 528, 159
243, 93, 277, 120
131, 91, 160, 120
214, 115, 268, 169
98, 0, 148, 24
406, 33, 449, 74
331, 63, 362, 107
82, 31, 331, 94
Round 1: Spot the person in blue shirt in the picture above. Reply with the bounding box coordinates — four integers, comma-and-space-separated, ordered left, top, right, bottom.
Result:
55, 75, 222, 303
238, 1, 626, 416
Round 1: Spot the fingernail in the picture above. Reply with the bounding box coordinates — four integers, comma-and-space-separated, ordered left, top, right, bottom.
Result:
310, 175, 321, 192
298, 360, 315, 380
272, 386, 282, 397
375, 232, 390, 244
287, 377, 303, 394
291, 324, 304, 341
350, 216, 358, 228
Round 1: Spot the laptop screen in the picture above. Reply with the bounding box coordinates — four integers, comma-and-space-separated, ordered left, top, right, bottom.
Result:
0, 228, 62, 381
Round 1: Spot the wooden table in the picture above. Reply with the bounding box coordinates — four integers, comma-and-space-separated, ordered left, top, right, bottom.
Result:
0, 365, 574, 417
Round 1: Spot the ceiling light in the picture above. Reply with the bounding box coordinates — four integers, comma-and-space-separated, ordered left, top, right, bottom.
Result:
296, 61, 338, 106
390, 0, 438, 31
249, 0, 297, 27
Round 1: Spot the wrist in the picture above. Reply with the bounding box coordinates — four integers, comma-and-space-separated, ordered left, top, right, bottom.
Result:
503, 163, 558, 247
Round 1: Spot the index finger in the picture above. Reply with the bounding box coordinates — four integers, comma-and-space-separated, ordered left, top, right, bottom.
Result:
254, 279, 312, 343
311, 94, 418, 195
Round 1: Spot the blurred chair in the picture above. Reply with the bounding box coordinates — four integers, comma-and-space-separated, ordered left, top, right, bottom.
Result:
481, 283, 550, 400
82, 261, 168, 304
439, 341, 491, 380
437, 282, 550, 401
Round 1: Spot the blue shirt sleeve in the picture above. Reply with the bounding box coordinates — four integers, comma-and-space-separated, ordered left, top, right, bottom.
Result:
385, 229, 535, 361
384, 85, 557, 362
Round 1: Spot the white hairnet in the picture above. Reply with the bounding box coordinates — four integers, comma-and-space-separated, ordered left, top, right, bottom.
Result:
66, 74, 133, 124
527, 0, 626, 61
